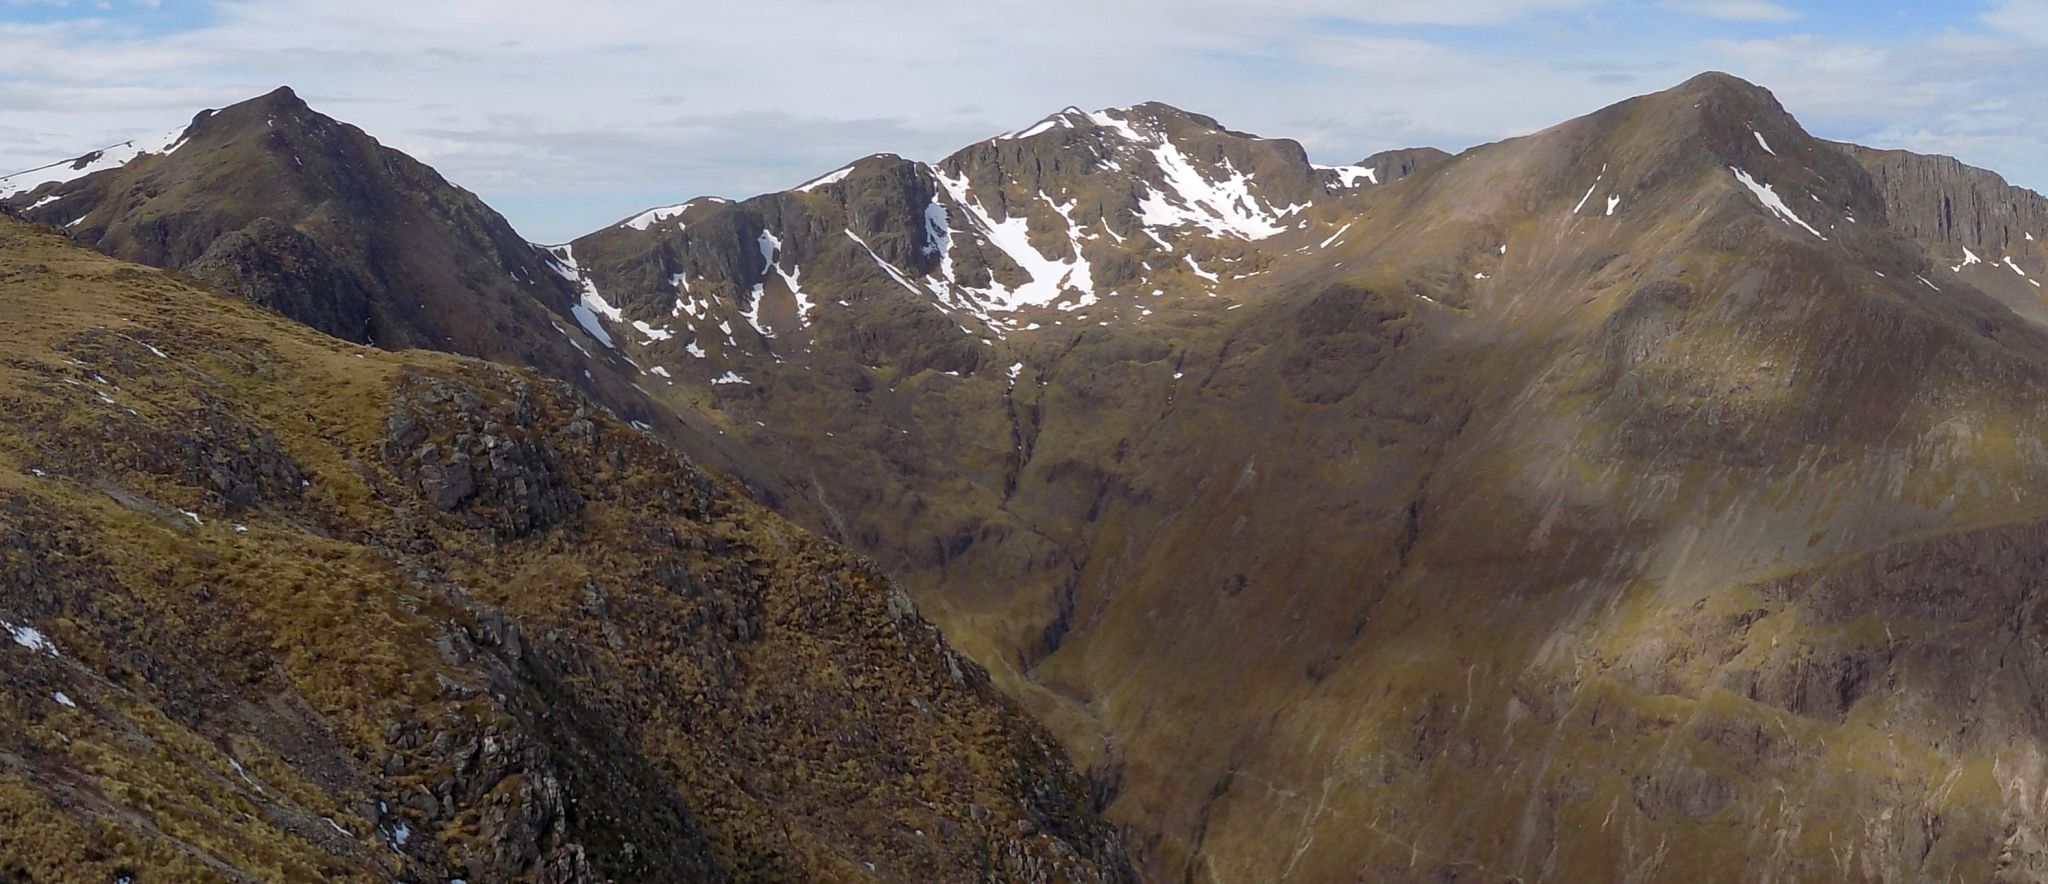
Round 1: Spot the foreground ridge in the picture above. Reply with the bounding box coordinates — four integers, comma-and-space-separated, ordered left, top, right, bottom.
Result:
0, 216, 1133, 882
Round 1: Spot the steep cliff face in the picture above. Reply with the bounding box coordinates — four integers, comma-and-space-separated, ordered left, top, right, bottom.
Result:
1839, 143, 2048, 325
1844, 143, 2048, 251
1355, 146, 1451, 183
0, 216, 1132, 883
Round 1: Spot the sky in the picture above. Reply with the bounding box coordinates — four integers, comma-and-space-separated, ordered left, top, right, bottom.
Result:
3, 0, 2046, 242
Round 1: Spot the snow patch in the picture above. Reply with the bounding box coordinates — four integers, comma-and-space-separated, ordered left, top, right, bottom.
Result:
1730, 167, 1826, 240
620, 202, 694, 231
1573, 164, 1606, 215
546, 246, 621, 349
1138, 140, 1295, 240
230, 758, 261, 790
1316, 164, 1378, 187
4, 621, 57, 656
922, 197, 951, 258
1004, 114, 1074, 140
1084, 108, 1145, 142
795, 165, 855, 192
847, 229, 926, 294
933, 170, 1094, 313
0, 124, 192, 199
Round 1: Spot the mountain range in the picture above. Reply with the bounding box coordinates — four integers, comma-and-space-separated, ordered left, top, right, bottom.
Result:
11, 71, 2048, 882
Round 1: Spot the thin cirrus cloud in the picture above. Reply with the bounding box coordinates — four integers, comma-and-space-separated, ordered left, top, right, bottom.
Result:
0, 0, 2042, 242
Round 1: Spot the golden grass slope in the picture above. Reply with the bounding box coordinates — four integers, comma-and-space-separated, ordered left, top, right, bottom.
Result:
0, 217, 1132, 883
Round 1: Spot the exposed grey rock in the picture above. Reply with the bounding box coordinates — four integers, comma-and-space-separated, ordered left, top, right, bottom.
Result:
1357, 146, 1452, 183
1843, 143, 2048, 251
383, 371, 583, 538
186, 217, 376, 344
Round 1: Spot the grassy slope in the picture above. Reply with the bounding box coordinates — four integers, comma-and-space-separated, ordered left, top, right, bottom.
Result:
0, 217, 1130, 883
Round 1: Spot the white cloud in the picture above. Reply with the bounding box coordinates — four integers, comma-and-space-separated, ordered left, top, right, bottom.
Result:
1658, 0, 1800, 22
4, 1, 2045, 242
1984, 0, 2048, 43
1691, 29, 2048, 208
0, 0, 1655, 240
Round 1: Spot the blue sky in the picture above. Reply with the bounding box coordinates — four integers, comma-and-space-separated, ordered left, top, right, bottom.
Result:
3, 0, 2046, 242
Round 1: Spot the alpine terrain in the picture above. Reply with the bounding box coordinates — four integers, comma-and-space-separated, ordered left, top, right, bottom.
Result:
12, 70, 2048, 882
0, 218, 1130, 879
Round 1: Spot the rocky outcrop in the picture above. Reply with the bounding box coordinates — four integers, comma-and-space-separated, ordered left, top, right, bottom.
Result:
384, 373, 584, 538
186, 217, 376, 344
0, 217, 1133, 883
1358, 146, 1451, 183
1842, 142, 2048, 250
23, 327, 308, 509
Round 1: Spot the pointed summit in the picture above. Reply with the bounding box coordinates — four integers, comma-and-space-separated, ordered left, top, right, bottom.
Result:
1659, 70, 1800, 131
0, 87, 661, 427
1673, 70, 1772, 96
239, 84, 312, 118
216, 84, 309, 117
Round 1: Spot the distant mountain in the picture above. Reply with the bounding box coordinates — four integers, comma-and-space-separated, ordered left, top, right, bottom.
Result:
0, 87, 684, 437
555, 102, 1373, 371
534, 72, 2048, 882
0, 214, 1132, 882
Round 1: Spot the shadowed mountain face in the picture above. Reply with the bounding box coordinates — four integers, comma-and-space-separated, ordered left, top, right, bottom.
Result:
0, 216, 1133, 883
0, 87, 692, 442
20, 69, 2048, 882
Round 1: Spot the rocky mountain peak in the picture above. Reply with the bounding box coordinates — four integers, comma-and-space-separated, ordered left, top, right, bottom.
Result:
997, 102, 1229, 144
0, 86, 677, 445
1673, 69, 1778, 102
553, 98, 1374, 381
193, 85, 318, 134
